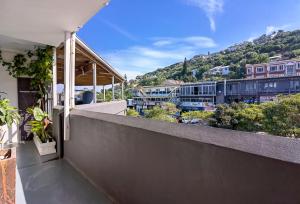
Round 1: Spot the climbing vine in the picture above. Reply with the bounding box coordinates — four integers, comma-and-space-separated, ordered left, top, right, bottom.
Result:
0, 46, 53, 107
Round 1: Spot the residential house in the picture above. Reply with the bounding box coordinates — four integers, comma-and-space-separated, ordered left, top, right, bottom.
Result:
246, 59, 300, 79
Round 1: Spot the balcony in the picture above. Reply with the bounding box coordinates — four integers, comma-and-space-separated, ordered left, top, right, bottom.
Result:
16, 141, 112, 204
42, 107, 300, 204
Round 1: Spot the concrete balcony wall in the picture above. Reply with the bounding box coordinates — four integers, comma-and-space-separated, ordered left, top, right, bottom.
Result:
65, 109, 300, 204
74, 100, 127, 115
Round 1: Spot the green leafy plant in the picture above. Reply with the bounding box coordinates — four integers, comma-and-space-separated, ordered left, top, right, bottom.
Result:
182, 111, 213, 120
0, 46, 53, 107
27, 107, 52, 143
127, 109, 139, 117
210, 94, 300, 137
144, 106, 177, 123
0, 99, 20, 127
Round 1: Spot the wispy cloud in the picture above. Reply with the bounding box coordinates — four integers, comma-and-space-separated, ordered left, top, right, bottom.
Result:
102, 36, 217, 79
101, 19, 138, 41
184, 0, 224, 31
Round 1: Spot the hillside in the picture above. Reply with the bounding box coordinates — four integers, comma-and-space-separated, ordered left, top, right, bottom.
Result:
135, 30, 300, 86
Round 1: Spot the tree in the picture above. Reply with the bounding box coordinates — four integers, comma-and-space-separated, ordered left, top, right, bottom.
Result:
124, 74, 128, 88
181, 58, 188, 77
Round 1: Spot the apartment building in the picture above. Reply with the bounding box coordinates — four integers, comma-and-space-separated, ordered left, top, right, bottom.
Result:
246, 59, 300, 79
132, 84, 180, 111
216, 76, 300, 104
179, 81, 217, 111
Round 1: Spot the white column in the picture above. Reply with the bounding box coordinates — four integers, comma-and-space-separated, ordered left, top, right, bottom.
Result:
64, 31, 71, 141
93, 62, 97, 103
70, 32, 76, 108
121, 81, 124, 99
112, 76, 115, 101
52, 47, 57, 107
103, 85, 106, 101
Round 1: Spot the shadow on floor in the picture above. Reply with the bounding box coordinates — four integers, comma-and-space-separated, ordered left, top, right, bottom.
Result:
16, 141, 112, 204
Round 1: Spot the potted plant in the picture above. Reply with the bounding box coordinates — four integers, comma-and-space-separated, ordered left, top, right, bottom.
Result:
0, 99, 20, 149
27, 107, 56, 155
0, 98, 19, 203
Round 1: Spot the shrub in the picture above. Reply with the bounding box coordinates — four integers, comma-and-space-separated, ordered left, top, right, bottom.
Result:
210, 94, 300, 137
210, 102, 264, 132
182, 111, 213, 120
127, 109, 139, 117
162, 102, 179, 115
144, 106, 176, 123
262, 94, 300, 138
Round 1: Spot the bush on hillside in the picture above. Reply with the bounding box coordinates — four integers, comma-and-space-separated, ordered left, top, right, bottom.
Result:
210, 94, 300, 137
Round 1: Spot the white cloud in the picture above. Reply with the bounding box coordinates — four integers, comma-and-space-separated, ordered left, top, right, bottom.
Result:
101, 19, 138, 41
266, 24, 291, 35
153, 40, 173, 47
184, 0, 224, 31
101, 36, 217, 79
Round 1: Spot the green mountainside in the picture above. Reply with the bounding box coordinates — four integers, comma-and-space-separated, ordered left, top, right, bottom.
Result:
135, 30, 300, 86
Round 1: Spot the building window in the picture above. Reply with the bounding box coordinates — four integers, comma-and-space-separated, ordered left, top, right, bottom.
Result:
298, 63, 300, 69
279, 65, 284, 70
270, 66, 277, 72
256, 67, 264, 73
247, 67, 252, 74
286, 65, 295, 75
296, 81, 300, 90
193, 87, 199, 95
265, 82, 276, 88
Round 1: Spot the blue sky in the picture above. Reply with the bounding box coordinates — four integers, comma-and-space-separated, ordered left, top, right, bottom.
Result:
78, 0, 300, 80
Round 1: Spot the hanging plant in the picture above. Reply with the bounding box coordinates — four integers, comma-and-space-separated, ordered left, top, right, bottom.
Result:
0, 46, 53, 107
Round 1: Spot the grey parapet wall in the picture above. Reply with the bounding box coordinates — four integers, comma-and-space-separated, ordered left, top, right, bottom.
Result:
74, 100, 127, 116
64, 109, 300, 204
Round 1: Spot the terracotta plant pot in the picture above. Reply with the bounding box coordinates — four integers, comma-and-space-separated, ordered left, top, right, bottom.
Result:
0, 147, 16, 204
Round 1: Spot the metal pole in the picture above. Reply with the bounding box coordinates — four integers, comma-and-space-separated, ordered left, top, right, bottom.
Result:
103, 85, 106, 101
121, 81, 124, 100
52, 47, 57, 107
64, 31, 71, 140
112, 76, 115, 101
93, 62, 97, 103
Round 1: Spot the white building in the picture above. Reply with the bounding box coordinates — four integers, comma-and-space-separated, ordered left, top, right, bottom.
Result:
204, 65, 230, 76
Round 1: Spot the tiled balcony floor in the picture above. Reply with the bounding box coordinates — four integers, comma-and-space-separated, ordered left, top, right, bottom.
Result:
16, 142, 112, 204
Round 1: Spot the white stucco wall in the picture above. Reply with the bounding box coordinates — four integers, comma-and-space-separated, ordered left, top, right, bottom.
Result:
0, 50, 19, 144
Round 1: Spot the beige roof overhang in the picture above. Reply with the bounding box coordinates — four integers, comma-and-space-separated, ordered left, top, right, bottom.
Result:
56, 37, 124, 86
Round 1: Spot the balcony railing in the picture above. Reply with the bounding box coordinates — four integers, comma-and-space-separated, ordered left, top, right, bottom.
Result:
60, 108, 300, 204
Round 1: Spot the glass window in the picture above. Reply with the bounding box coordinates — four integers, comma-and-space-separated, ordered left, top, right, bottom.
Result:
279, 65, 284, 70
194, 87, 199, 95
186, 87, 191, 95
256, 67, 264, 73
247, 68, 252, 74
264, 83, 268, 88
270, 66, 277, 72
